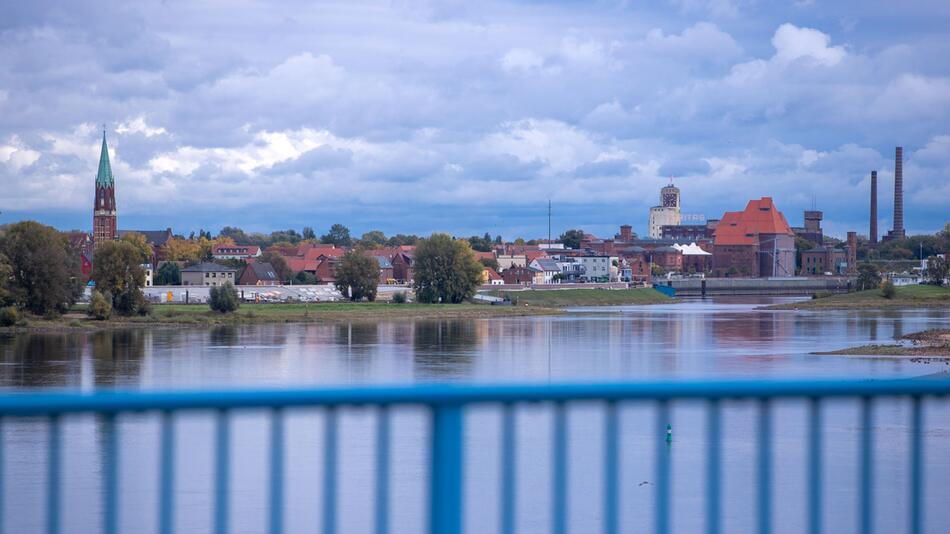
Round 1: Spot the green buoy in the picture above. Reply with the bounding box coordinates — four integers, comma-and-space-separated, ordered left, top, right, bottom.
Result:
665, 423, 672, 443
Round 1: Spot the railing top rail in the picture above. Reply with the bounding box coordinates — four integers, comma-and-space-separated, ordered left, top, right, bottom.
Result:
0, 379, 947, 416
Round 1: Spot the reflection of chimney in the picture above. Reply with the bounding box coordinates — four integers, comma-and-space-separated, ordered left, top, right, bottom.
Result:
893, 146, 904, 235
870, 171, 878, 244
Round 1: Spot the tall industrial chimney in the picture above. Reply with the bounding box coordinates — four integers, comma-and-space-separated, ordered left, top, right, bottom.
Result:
893, 146, 904, 237
869, 171, 878, 244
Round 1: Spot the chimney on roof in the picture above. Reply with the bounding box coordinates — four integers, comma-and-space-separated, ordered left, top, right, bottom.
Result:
869, 171, 878, 244
893, 146, 904, 236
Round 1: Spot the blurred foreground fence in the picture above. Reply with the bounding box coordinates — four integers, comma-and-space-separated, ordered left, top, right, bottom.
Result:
0, 379, 947, 534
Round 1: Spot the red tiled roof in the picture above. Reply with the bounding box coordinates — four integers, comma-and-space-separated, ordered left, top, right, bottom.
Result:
714, 197, 793, 246
524, 250, 549, 263
473, 251, 496, 261
485, 267, 503, 280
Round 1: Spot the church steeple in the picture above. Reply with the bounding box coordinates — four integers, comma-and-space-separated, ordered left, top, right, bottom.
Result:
93, 127, 117, 247
95, 129, 114, 187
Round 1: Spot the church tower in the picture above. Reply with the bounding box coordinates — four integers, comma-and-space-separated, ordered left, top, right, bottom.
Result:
92, 129, 117, 247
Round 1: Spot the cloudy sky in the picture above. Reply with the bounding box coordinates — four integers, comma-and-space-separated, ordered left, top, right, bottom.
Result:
1, 0, 948, 240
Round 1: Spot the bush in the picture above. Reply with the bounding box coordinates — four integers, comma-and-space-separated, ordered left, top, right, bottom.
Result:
88, 291, 112, 320
881, 279, 897, 299
392, 291, 407, 304
0, 306, 17, 327
811, 291, 833, 300
209, 282, 240, 313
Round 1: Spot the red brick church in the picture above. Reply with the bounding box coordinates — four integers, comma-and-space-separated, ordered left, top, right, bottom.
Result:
92, 129, 117, 247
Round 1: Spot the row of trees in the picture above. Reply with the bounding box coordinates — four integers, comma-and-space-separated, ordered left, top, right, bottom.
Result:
332, 233, 485, 304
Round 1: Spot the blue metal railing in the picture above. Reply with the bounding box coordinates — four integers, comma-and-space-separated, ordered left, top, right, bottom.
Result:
0, 378, 947, 534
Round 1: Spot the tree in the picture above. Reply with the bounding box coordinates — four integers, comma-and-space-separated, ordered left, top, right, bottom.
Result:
162, 237, 202, 263
93, 241, 147, 316
302, 226, 316, 241
294, 271, 319, 284
880, 279, 896, 299
121, 232, 153, 264
219, 226, 251, 244
209, 282, 240, 313
155, 262, 181, 285
558, 229, 586, 250
925, 255, 948, 286
88, 290, 112, 320
321, 224, 353, 247
0, 252, 14, 308
478, 256, 499, 272
358, 230, 388, 249
466, 233, 493, 252
0, 221, 83, 316
334, 250, 380, 301
259, 251, 293, 282
412, 233, 484, 303
386, 234, 420, 247
856, 263, 882, 291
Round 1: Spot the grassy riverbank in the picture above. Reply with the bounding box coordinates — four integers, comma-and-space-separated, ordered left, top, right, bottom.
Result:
1, 302, 562, 332
766, 285, 950, 310
486, 287, 673, 307
814, 329, 950, 358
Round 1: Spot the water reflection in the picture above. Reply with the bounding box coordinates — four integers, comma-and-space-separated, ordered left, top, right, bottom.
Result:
413, 320, 478, 378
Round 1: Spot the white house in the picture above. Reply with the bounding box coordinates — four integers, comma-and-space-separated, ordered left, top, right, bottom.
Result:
529, 258, 561, 284
573, 256, 619, 282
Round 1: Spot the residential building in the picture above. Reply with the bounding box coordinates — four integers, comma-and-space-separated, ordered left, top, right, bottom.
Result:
181, 262, 238, 286
239, 262, 281, 286
502, 266, 539, 285
529, 258, 561, 284
573, 256, 618, 282
497, 254, 528, 271
213, 244, 262, 260
648, 181, 681, 238
391, 251, 414, 283
375, 256, 394, 284
711, 197, 796, 278
482, 268, 504, 285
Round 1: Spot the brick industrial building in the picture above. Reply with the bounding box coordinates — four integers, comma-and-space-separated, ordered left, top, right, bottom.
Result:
711, 197, 796, 277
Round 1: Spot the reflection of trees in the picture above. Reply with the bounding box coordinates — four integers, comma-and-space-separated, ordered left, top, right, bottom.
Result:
412, 320, 480, 378
0, 333, 85, 388
210, 325, 239, 346
91, 330, 146, 386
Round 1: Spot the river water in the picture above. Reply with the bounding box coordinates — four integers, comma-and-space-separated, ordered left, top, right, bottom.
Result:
0, 297, 948, 533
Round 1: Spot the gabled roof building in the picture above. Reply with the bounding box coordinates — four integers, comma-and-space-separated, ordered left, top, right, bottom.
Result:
712, 197, 796, 278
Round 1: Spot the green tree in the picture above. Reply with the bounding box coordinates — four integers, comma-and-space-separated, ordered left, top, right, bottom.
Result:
321, 224, 353, 247
294, 271, 320, 284
0, 252, 14, 308
924, 255, 948, 286
358, 230, 388, 249
259, 251, 293, 282
209, 282, 240, 313
120, 232, 153, 264
93, 241, 147, 316
478, 256, 499, 272
856, 263, 882, 291
302, 226, 316, 241
0, 221, 82, 315
466, 233, 493, 252
155, 262, 182, 285
880, 279, 896, 299
335, 250, 380, 301
412, 233, 484, 303
88, 290, 112, 320
558, 229, 586, 249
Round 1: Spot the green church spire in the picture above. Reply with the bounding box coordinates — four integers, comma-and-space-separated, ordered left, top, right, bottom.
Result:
95, 129, 114, 188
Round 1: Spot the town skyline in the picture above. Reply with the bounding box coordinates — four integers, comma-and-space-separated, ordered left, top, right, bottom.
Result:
1, 1, 948, 238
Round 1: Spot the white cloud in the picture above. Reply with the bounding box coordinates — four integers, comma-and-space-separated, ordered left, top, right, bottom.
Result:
116, 116, 167, 137
0, 136, 41, 171
500, 48, 545, 73
771, 23, 846, 66
480, 119, 603, 174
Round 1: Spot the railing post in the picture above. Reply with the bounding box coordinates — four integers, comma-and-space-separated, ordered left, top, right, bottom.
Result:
430, 403, 463, 534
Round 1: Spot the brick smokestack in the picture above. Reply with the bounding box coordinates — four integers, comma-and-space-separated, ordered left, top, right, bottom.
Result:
847, 231, 857, 274
869, 171, 878, 244
893, 146, 904, 235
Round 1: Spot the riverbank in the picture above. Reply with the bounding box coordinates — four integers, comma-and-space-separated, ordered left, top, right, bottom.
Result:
814, 329, 950, 359
0, 302, 562, 332
485, 287, 673, 307
765, 285, 950, 310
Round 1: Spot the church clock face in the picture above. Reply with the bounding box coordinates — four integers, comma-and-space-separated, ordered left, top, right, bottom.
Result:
662, 192, 678, 207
